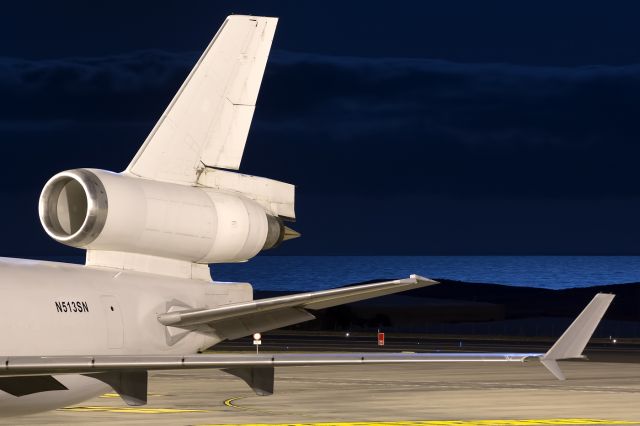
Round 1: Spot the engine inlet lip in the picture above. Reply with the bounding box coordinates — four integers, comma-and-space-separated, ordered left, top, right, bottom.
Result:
38, 169, 108, 247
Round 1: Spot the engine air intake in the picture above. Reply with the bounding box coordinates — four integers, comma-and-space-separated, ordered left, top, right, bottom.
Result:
39, 169, 107, 247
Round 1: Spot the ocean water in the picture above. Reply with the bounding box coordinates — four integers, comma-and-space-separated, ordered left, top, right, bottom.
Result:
212, 256, 640, 291
31, 255, 640, 291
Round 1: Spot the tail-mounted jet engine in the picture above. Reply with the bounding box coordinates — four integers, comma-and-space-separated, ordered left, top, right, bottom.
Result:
37, 16, 297, 279
39, 169, 295, 265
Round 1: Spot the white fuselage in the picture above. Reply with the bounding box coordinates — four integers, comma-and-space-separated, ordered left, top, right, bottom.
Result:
0, 257, 252, 416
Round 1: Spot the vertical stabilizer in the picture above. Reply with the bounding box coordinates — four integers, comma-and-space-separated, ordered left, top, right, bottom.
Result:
126, 15, 278, 184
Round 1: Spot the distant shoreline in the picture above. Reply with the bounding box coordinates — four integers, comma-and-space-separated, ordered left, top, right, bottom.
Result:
256, 278, 640, 338
26, 255, 640, 290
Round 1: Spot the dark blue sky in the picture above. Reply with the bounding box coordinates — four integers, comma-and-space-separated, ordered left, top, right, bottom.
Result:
2, 1, 640, 256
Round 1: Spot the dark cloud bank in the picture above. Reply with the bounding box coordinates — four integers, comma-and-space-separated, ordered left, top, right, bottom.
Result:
1, 50, 640, 255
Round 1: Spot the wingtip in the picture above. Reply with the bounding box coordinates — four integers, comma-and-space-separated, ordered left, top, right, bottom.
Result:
409, 274, 439, 285
595, 292, 616, 300
540, 359, 566, 381
538, 292, 615, 380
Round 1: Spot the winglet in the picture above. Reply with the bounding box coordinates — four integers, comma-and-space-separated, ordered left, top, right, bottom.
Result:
540, 293, 615, 380
540, 358, 565, 381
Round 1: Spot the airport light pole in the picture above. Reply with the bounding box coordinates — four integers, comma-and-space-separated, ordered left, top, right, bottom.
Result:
253, 333, 262, 355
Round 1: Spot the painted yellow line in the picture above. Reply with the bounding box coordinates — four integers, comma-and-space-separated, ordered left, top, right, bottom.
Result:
99, 392, 164, 399
219, 398, 638, 425
223, 396, 281, 415
196, 420, 639, 426
224, 396, 251, 410
60, 405, 209, 414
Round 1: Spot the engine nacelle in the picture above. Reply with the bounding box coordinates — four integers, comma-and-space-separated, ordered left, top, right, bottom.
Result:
39, 169, 286, 264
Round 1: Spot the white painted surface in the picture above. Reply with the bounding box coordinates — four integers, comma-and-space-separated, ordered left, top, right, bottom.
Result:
126, 16, 277, 183
41, 169, 273, 267
198, 168, 296, 219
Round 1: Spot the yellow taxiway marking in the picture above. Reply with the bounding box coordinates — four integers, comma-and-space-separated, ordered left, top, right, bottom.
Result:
99, 392, 164, 399
224, 396, 248, 409
60, 405, 209, 414
221, 398, 638, 425
197, 421, 639, 426
223, 396, 281, 415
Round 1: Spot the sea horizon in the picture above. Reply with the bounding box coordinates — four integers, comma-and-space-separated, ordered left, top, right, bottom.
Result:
23, 255, 640, 292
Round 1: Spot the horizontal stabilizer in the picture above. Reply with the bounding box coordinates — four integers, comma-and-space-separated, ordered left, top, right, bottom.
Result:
157, 274, 438, 328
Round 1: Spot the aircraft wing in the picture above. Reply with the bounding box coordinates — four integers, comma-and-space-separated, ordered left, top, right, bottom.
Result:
0, 352, 534, 402
158, 274, 438, 330
0, 352, 535, 378
0, 293, 614, 405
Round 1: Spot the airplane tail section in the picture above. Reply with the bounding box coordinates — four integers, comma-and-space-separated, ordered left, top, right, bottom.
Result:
126, 15, 278, 184
38, 15, 298, 278
540, 293, 614, 380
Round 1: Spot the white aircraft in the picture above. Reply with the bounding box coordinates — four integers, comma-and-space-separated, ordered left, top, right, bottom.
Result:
0, 15, 614, 417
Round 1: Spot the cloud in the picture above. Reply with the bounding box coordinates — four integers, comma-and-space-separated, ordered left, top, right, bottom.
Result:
249, 51, 640, 198
0, 50, 196, 122
1, 49, 640, 199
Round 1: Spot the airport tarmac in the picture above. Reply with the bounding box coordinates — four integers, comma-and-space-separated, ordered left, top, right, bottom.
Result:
5, 360, 640, 425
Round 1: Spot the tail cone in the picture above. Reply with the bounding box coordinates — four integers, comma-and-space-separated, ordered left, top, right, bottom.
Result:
283, 226, 301, 241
